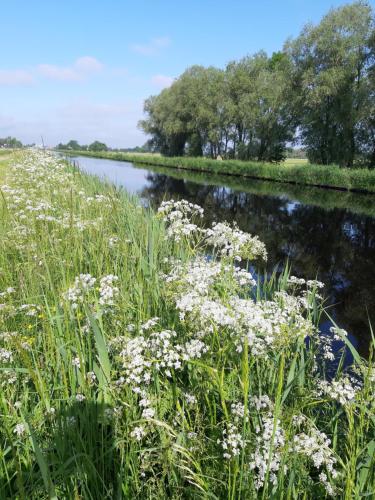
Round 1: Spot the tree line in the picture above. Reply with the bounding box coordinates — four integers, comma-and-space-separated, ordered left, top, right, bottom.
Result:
56, 140, 109, 152
139, 1, 375, 167
0, 137, 23, 148
55, 140, 153, 153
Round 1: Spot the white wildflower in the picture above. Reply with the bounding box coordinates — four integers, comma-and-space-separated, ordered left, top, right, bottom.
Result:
14, 423, 26, 437
131, 425, 146, 441
219, 423, 244, 459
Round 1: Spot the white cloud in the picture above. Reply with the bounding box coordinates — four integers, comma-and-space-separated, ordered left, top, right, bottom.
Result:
151, 74, 174, 88
131, 36, 171, 56
37, 56, 103, 81
37, 64, 80, 81
0, 69, 34, 86
74, 56, 103, 72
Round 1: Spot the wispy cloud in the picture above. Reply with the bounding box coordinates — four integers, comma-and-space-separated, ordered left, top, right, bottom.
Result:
37, 56, 103, 81
0, 69, 34, 86
151, 74, 174, 88
130, 36, 171, 56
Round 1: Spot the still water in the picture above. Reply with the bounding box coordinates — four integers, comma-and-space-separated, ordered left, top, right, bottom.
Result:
70, 155, 375, 357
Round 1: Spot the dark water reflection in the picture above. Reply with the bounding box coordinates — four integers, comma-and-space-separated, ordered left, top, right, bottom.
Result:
71, 155, 375, 356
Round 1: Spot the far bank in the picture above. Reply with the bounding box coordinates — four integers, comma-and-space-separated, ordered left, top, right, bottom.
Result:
58, 150, 375, 194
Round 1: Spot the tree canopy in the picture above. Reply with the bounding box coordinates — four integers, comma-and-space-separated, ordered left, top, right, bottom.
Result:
56, 140, 108, 152
139, 1, 375, 166
88, 141, 108, 152
0, 137, 23, 148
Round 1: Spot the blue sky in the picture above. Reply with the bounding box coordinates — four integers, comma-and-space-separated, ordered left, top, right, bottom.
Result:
1, 0, 373, 147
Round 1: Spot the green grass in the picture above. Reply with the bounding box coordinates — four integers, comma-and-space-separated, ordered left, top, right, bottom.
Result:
0, 151, 14, 180
131, 161, 375, 218
1, 150, 374, 499
62, 150, 375, 194
0, 150, 14, 161
284, 158, 309, 166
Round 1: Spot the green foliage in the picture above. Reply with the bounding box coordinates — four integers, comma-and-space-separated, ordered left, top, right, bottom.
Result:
140, 2, 375, 167
0, 136, 23, 148
285, 1, 375, 167
88, 141, 108, 152
56, 140, 109, 152
58, 139, 82, 151
139, 57, 295, 162
1, 152, 375, 498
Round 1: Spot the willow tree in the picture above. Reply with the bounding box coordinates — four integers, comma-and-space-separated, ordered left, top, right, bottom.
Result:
285, 1, 375, 166
225, 51, 296, 161
139, 91, 188, 156
139, 57, 294, 161
139, 1, 374, 165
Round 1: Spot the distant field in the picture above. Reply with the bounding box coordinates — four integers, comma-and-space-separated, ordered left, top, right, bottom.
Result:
121, 151, 161, 157
284, 158, 309, 166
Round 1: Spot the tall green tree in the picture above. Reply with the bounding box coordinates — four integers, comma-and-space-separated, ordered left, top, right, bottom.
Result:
225, 52, 296, 161
139, 2, 375, 166
285, 1, 375, 166
88, 141, 108, 152
139, 59, 294, 161
139, 90, 188, 156
65, 140, 81, 151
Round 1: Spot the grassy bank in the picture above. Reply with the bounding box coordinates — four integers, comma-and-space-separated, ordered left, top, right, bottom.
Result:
133, 161, 375, 219
0, 150, 14, 162
1, 151, 375, 498
62, 150, 375, 194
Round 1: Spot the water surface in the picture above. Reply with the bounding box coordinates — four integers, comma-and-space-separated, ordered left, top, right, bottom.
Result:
70, 155, 375, 357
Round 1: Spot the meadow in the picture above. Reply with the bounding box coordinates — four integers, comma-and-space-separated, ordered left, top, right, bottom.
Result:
62, 150, 375, 194
1, 150, 374, 499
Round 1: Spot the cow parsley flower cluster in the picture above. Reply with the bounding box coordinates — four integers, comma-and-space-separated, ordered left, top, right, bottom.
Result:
115, 324, 209, 393
158, 199, 204, 241
249, 415, 286, 489
317, 377, 359, 405
293, 428, 337, 472
184, 393, 198, 405
0, 151, 111, 251
219, 423, 244, 459
63, 274, 96, 309
0, 287, 15, 299
293, 425, 338, 495
99, 275, 119, 306
250, 395, 273, 411
205, 221, 268, 262
231, 402, 246, 421
164, 255, 315, 358
159, 200, 267, 264
0, 348, 13, 363
131, 425, 146, 441
62, 273, 119, 311
13, 423, 27, 437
